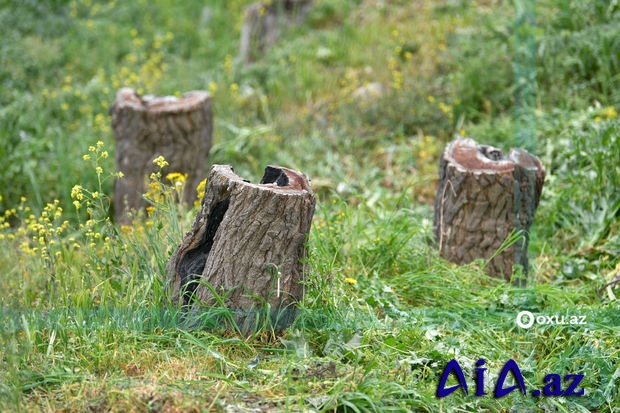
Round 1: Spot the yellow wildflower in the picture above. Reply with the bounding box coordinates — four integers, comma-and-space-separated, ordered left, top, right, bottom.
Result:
602, 106, 617, 119
196, 178, 207, 194
166, 172, 187, 184
71, 185, 83, 200
153, 156, 169, 169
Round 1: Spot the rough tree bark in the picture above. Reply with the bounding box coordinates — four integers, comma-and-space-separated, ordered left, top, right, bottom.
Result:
166, 164, 315, 332
238, 0, 313, 64
433, 137, 545, 281
110, 88, 212, 223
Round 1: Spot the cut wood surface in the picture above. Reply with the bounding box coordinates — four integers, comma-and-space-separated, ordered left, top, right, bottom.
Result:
433, 137, 545, 281
166, 164, 315, 332
110, 88, 212, 223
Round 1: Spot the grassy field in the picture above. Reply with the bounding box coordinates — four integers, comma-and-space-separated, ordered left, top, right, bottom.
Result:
1, 0, 619, 411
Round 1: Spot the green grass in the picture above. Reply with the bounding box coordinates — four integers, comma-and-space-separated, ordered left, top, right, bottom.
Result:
1, 0, 619, 411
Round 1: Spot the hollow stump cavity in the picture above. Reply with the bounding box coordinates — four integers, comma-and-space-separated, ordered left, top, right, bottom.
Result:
433, 137, 546, 281
110, 88, 212, 223
166, 164, 315, 333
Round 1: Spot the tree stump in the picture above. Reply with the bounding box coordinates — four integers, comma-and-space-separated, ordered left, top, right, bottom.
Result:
166, 164, 315, 333
238, 0, 313, 64
110, 88, 212, 223
433, 137, 545, 281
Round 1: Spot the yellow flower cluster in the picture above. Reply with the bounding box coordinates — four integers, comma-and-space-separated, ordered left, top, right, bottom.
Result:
94, 112, 111, 135
165, 172, 188, 202
71, 141, 116, 226
145, 181, 164, 204
594, 105, 618, 122
1, 198, 69, 265
314, 208, 347, 240
153, 155, 169, 169
195, 178, 207, 206
166, 172, 187, 185
71, 185, 84, 210
0, 207, 16, 241
602, 105, 618, 118
109, 30, 173, 93
224, 54, 234, 77
388, 56, 403, 91
144, 157, 192, 214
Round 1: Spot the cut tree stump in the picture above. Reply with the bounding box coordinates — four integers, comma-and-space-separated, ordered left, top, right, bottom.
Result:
166, 164, 315, 333
110, 88, 212, 223
238, 0, 313, 64
433, 137, 545, 282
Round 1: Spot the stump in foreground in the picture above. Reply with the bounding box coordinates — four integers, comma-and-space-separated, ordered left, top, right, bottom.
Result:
433, 137, 545, 281
166, 164, 315, 333
110, 88, 212, 223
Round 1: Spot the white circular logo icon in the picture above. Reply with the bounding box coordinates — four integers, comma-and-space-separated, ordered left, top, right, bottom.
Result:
516, 311, 535, 329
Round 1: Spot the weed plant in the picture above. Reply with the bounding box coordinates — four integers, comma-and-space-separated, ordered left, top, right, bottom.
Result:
0, 0, 619, 411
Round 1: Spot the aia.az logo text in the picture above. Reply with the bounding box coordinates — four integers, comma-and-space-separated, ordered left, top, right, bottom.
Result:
436, 359, 585, 398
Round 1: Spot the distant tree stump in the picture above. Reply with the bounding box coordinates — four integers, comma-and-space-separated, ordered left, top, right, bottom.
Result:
110, 88, 212, 223
238, 0, 313, 64
166, 164, 315, 332
433, 137, 545, 281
